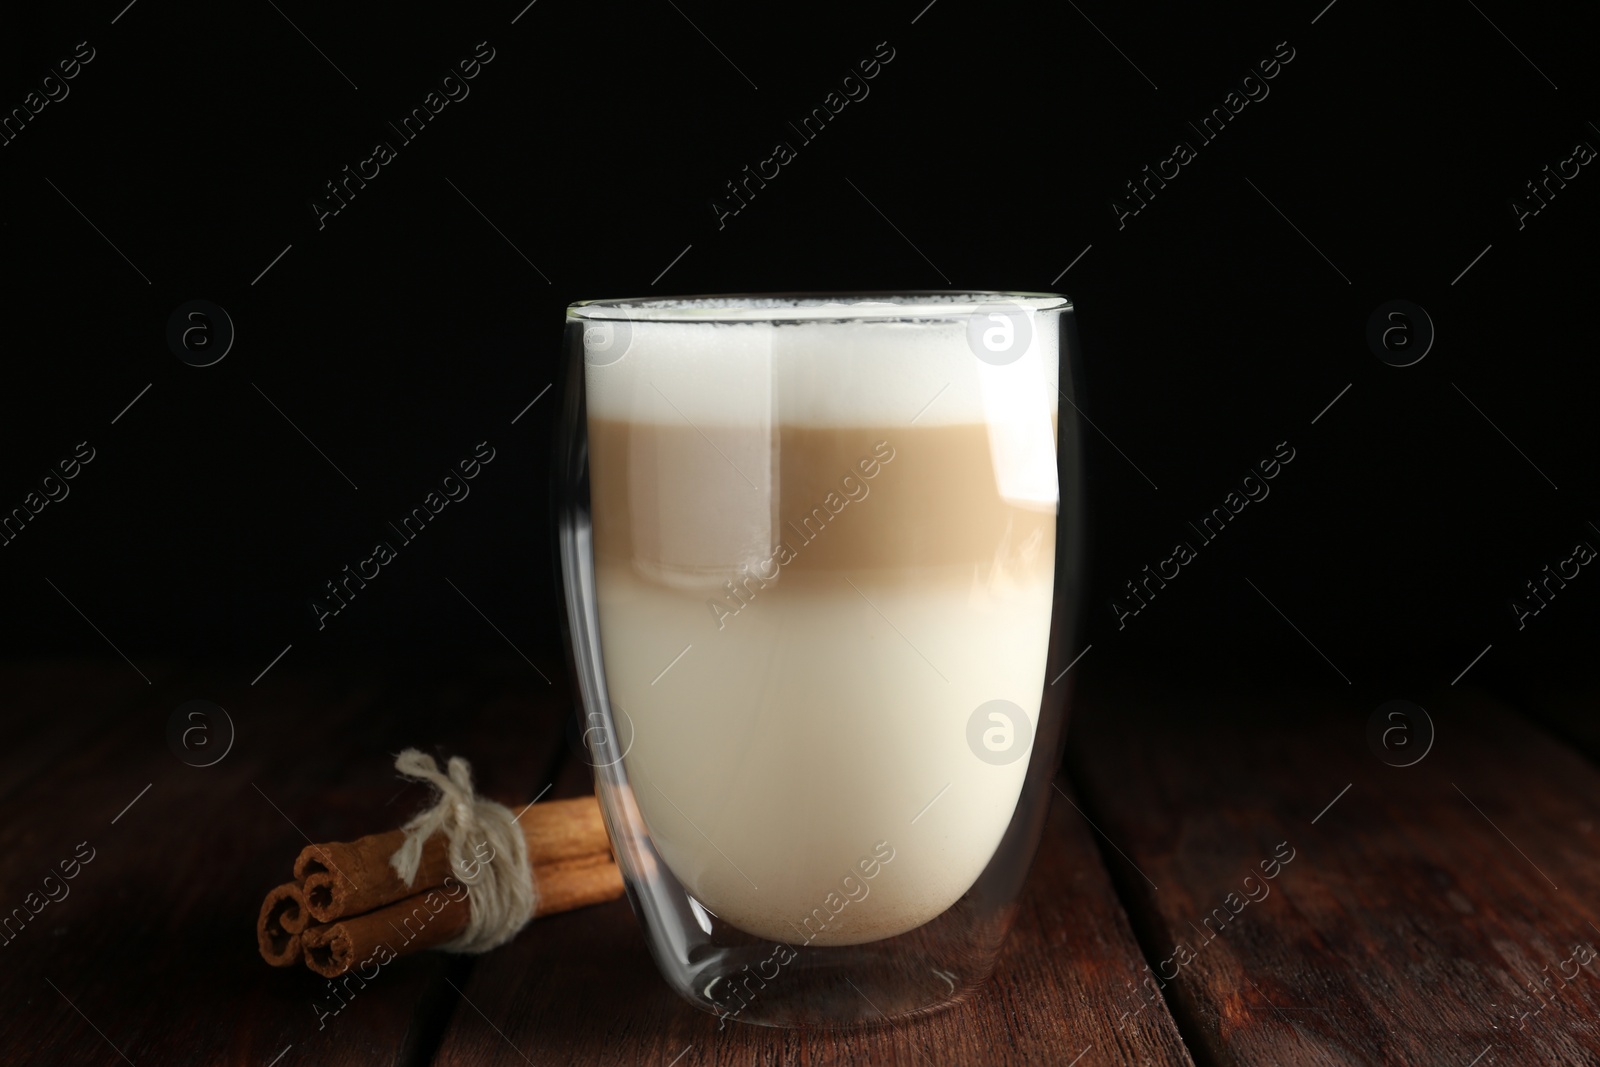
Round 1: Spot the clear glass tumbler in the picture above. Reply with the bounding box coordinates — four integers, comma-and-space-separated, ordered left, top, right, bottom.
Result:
556, 293, 1083, 1027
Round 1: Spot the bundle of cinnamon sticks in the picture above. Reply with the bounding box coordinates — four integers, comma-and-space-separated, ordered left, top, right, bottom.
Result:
256, 794, 623, 977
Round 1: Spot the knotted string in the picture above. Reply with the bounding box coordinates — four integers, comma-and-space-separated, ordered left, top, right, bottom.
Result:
388, 749, 535, 953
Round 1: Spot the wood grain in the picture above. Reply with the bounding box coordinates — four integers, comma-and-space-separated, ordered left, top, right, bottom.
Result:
27, 659, 1600, 1066
0, 660, 564, 1067
1068, 680, 1600, 1067
431, 758, 1195, 1066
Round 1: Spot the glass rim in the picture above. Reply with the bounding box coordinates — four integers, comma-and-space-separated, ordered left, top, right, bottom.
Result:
566, 290, 1071, 324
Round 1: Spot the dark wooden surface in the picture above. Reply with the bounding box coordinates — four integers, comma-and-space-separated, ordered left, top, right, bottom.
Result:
1, 662, 1597, 1065
0, 661, 564, 1067
1069, 682, 1600, 1067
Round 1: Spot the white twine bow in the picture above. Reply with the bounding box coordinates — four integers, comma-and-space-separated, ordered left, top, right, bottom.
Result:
388, 748, 536, 954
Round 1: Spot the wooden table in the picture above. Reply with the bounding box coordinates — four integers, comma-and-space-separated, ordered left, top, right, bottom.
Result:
3, 659, 1596, 1065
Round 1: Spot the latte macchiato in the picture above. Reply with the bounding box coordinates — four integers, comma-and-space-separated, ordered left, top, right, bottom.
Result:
584, 299, 1059, 945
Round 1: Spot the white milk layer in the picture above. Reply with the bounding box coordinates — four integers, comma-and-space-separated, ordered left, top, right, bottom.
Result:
595, 564, 1053, 945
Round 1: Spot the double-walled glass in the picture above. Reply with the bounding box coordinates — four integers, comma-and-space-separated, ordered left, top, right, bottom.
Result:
557, 293, 1083, 1028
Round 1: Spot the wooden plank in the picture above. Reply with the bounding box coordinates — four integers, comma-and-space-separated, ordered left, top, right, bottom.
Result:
1068, 681, 1600, 1066
0, 660, 563, 1067
0, 658, 173, 806
433, 760, 1194, 1066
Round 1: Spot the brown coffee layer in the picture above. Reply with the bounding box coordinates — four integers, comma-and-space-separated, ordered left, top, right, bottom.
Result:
588, 419, 1055, 579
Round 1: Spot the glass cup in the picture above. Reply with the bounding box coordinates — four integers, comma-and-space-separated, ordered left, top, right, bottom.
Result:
556, 293, 1083, 1028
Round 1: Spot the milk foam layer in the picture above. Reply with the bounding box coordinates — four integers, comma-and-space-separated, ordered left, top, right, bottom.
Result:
579, 297, 1062, 428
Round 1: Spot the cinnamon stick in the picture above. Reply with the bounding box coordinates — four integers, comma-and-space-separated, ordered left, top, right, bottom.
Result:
299, 852, 625, 978
256, 881, 311, 967
295, 795, 610, 923
301, 886, 468, 978
530, 852, 626, 917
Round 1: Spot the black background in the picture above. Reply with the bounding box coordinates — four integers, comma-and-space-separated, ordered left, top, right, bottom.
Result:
1, 0, 1594, 711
